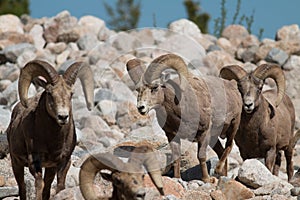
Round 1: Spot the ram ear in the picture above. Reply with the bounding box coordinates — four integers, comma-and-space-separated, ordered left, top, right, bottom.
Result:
159, 73, 182, 104
166, 79, 182, 105
100, 171, 113, 182
160, 72, 171, 84
32, 76, 48, 89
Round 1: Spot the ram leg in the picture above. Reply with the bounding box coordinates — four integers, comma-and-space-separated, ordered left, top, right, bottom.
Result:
285, 147, 294, 181
265, 147, 276, 173
197, 134, 215, 183
56, 159, 71, 193
273, 151, 282, 176
11, 159, 26, 200
43, 167, 56, 200
35, 172, 44, 200
167, 134, 181, 178
213, 139, 227, 176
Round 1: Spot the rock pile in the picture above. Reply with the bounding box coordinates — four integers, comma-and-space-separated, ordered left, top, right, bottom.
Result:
0, 11, 299, 199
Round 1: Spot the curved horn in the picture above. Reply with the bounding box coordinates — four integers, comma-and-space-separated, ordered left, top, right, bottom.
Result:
126, 58, 146, 85
18, 60, 59, 108
253, 63, 286, 106
144, 54, 189, 90
219, 65, 247, 82
79, 153, 126, 200
63, 61, 94, 110
129, 145, 164, 195
292, 129, 300, 147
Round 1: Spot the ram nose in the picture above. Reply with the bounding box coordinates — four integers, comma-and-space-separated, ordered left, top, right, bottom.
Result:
57, 113, 69, 125
244, 101, 254, 113
137, 103, 148, 115
134, 188, 146, 200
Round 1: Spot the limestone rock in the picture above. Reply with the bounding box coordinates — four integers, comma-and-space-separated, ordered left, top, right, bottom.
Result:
0, 14, 24, 34
238, 159, 280, 189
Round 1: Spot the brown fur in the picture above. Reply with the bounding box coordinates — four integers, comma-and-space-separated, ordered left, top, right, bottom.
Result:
7, 60, 94, 200
127, 54, 243, 183
236, 89, 296, 181
79, 145, 164, 200
220, 65, 297, 181
7, 92, 76, 200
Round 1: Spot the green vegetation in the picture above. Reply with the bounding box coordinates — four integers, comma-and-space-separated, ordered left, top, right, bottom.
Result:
182, 0, 263, 39
103, 0, 141, 31
213, 0, 264, 39
0, 0, 30, 17
183, 0, 210, 34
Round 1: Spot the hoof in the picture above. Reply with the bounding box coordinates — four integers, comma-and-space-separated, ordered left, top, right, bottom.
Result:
202, 176, 218, 184
215, 163, 227, 177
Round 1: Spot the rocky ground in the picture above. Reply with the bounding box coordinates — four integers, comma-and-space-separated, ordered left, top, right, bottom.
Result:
0, 11, 300, 199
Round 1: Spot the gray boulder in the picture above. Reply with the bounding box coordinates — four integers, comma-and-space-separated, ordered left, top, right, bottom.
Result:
238, 159, 282, 189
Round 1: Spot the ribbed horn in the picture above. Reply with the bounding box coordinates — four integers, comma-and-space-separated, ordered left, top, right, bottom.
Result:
18, 60, 59, 108
219, 65, 247, 82
292, 129, 300, 147
63, 61, 94, 110
79, 153, 126, 200
126, 58, 146, 85
143, 153, 164, 195
129, 145, 164, 195
144, 54, 189, 90
253, 63, 286, 106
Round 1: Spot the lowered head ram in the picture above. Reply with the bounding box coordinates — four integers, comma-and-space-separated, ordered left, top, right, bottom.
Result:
6, 60, 94, 200
126, 53, 243, 183
220, 64, 297, 181
79, 145, 164, 200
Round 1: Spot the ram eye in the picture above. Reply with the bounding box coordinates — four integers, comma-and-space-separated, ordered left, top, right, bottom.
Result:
114, 177, 122, 186
257, 87, 262, 93
133, 179, 138, 185
237, 83, 242, 89
151, 85, 159, 92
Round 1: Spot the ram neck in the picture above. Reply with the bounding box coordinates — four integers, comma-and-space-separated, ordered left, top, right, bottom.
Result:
32, 92, 75, 162
236, 96, 273, 159
241, 96, 269, 131
158, 87, 204, 137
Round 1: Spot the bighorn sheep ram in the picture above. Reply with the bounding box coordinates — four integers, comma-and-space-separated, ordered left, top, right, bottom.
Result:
79, 145, 164, 200
6, 60, 94, 200
220, 64, 298, 181
126, 54, 243, 182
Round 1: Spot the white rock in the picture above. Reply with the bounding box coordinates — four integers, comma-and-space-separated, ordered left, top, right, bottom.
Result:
0, 79, 12, 92
17, 50, 37, 68
238, 159, 281, 189
81, 115, 111, 135
0, 14, 24, 34
107, 80, 137, 103
169, 19, 202, 39
0, 106, 11, 132
56, 50, 70, 65
46, 42, 67, 54
157, 34, 206, 62
97, 99, 117, 125
253, 181, 293, 196
0, 187, 19, 199
276, 24, 300, 41
65, 165, 80, 188
1, 81, 35, 107
29, 24, 46, 50
51, 186, 84, 200
110, 31, 142, 53
77, 34, 100, 50
78, 15, 106, 36
283, 55, 300, 71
